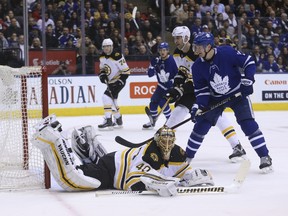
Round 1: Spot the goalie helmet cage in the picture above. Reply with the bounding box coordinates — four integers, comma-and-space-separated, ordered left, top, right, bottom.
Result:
0, 65, 50, 190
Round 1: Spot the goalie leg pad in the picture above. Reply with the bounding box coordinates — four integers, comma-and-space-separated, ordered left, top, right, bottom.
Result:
140, 173, 179, 197
72, 125, 107, 164
32, 126, 101, 191
179, 168, 214, 187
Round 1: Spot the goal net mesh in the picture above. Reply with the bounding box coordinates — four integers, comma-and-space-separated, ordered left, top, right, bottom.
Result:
0, 66, 46, 190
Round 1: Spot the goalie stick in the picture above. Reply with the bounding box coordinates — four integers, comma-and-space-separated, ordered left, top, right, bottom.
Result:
115, 92, 242, 148
95, 159, 251, 196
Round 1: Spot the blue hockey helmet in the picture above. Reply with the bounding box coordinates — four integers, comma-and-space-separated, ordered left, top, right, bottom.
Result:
158, 42, 169, 50
193, 32, 214, 47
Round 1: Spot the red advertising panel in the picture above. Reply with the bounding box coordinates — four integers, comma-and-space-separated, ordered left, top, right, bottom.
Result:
130, 82, 157, 98
94, 60, 150, 75
29, 49, 77, 74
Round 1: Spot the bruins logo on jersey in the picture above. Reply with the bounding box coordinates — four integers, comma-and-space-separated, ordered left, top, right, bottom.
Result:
103, 64, 112, 76
150, 153, 159, 162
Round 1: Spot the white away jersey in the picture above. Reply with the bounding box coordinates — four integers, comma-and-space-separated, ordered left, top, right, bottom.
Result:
99, 51, 130, 83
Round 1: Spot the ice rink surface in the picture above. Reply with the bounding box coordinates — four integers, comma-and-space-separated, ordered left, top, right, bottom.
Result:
1, 111, 288, 216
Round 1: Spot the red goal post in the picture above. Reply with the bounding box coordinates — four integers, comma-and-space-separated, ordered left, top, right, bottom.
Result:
0, 65, 50, 190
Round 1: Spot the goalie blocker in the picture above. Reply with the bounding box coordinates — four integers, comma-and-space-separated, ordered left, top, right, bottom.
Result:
32, 117, 215, 196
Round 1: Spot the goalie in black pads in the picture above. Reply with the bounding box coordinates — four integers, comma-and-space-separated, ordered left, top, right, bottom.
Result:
32, 115, 214, 197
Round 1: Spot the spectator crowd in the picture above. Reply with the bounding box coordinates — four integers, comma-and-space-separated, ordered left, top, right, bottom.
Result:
0, 0, 287, 72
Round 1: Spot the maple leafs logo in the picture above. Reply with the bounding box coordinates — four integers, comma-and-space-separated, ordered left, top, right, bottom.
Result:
210, 73, 231, 94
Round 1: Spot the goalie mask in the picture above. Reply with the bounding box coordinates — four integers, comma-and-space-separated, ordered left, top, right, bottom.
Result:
154, 126, 176, 161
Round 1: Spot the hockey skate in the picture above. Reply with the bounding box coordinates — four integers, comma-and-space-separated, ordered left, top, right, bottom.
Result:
98, 117, 114, 130
142, 121, 155, 130
259, 156, 273, 173
113, 115, 123, 128
229, 144, 247, 163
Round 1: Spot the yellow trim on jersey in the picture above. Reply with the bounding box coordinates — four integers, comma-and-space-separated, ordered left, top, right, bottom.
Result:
124, 171, 145, 190
115, 148, 137, 189
173, 163, 191, 178
121, 68, 131, 74
36, 137, 95, 190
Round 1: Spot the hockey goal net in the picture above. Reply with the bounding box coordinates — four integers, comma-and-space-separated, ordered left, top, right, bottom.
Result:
0, 65, 50, 190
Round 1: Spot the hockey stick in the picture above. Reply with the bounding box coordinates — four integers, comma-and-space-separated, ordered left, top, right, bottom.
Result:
95, 159, 251, 196
145, 98, 171, 126
132, 7, 139, 30
115, 92, 242, 148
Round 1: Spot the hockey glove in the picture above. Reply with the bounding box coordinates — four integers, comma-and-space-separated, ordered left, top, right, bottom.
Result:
190, 104, 206, 123
240, 77, 254, 97
99, 71, 108, 84
166, 86, 184, 103
109, 80, 124, 93
173, 74, 185, 86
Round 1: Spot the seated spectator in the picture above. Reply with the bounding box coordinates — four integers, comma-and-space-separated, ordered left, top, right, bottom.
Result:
4, 10, 20, 27
150, 35, 162, 55
251, 17, 263, 35
67, 11, 81, 32
30, 37, 42, 49
52, 61, 71, 76
270, 33, 284, 58
276, 55, 288, 72
259, 27, 272, 48
231, 33, 247, 50
37, 11, 55, 32
144, 31, 156, 50
200, 0, 211, 15
250, 45, 263, 72
262, 54, 280, 72
8, 32, 18, 48
191, 18, 202, 38
0, 30, 9, 49
58, 27, 77, 48
210, 0, 225, 14
4, 17, 23, 39
279, 13, 288, 33
246, 27, 261, 50
45, 25, 59, 48
108, 3, 120, 22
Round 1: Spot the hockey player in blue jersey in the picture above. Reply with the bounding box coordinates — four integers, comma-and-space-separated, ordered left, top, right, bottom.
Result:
188, 32, 273, 173
143, 42, 178, 129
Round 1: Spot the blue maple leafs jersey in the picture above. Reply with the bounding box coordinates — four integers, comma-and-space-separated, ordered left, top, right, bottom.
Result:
147, 55, 178, 90
192, 45, 256, 107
